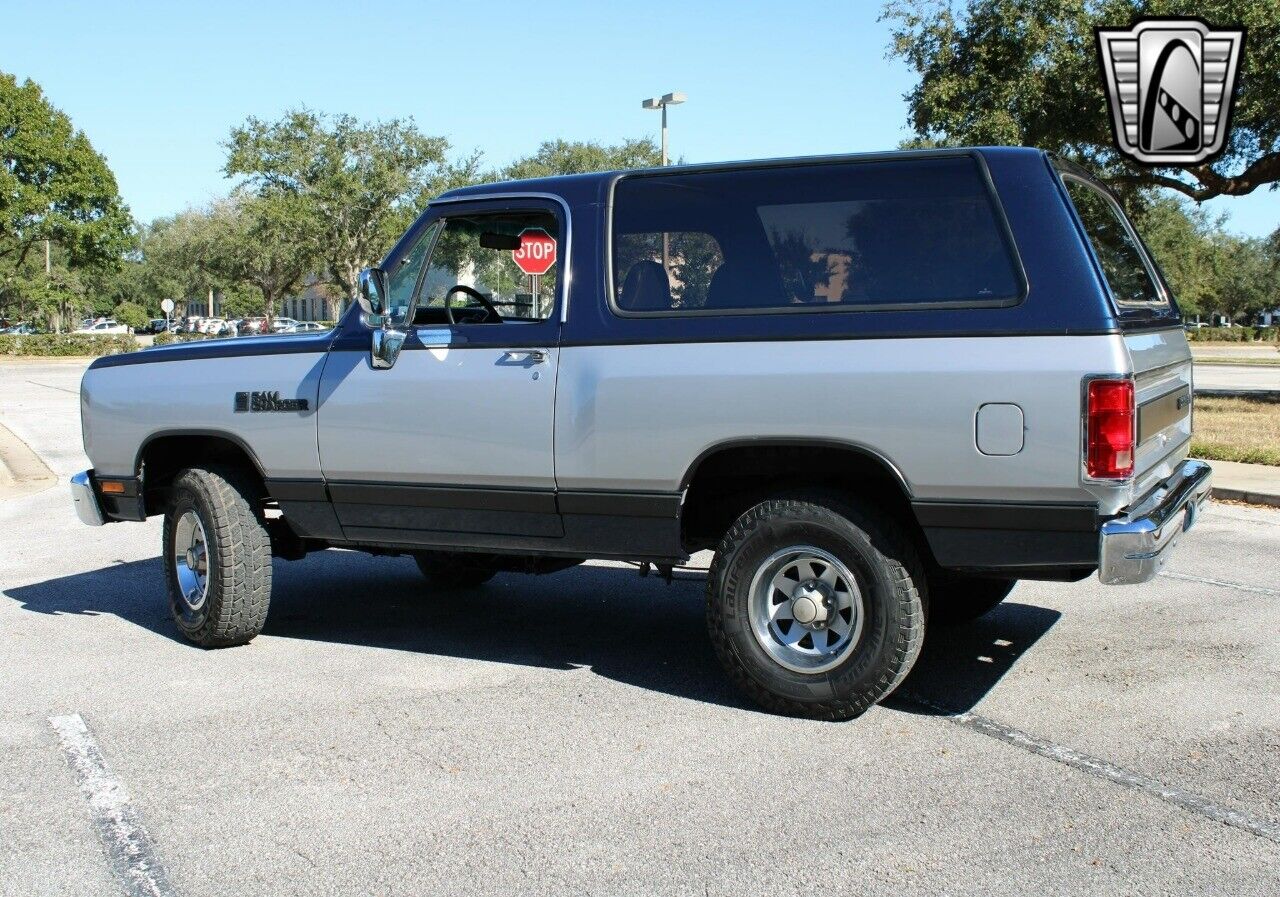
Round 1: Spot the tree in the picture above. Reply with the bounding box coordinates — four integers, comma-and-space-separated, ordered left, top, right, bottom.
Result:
224, 109, 474, 302
883, 1, 1280, 201
0, 71, 134, 276
502, 138, 662, 180
1135, 195, 1224, 316
142, 210, 232, 312
112, 301, 149, 331
205, 194, 320, 322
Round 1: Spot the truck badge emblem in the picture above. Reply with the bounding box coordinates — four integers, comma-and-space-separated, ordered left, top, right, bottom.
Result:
1095, 18, 1244, 166
234, 391, 309, 413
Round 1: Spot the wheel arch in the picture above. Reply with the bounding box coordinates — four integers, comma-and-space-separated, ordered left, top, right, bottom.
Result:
136, 429, 270, 516
678, 438, 923, 555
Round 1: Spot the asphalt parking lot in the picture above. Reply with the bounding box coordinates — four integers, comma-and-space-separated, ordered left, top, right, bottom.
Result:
2, 359, 1278, 896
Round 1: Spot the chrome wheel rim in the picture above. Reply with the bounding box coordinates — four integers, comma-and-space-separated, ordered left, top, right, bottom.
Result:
747, 545, 864, 674
172, 510, 209, 612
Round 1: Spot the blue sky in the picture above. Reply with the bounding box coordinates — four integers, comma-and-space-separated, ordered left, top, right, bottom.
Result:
5, 0, 1275, 237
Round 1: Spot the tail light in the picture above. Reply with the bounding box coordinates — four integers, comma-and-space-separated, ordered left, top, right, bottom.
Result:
1086, 378, 1135, 479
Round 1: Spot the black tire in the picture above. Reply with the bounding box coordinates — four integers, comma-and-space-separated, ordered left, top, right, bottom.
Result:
928, 575, 1017, 625
414, 551, 498, 588
163, 466, 272, 647
706, 493, 926, 721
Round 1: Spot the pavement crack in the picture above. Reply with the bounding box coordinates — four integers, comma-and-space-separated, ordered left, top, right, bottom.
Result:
25, 378, 80, 395
1158, 570, 1279, 597
901, 692, 1280, 846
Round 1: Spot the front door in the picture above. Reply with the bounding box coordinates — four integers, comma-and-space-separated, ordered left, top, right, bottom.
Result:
317, 201, 564, 543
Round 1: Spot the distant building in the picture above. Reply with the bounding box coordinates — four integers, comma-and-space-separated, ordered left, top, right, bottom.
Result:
180, 278, 346, 322
282, 280, 344, 322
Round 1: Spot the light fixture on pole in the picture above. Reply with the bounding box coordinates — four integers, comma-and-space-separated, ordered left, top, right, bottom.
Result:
641, 92, 687, 279
641, 92, 686, 166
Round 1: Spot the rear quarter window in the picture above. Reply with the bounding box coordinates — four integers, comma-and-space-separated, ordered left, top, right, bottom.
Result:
610, 155, 1025, 315
1061, 177, 1168, 308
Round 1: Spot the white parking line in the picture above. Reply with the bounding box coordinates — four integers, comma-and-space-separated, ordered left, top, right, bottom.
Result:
1159, 570, 1280, 597
49, 714, 177, 897
903, 693, 1280, 845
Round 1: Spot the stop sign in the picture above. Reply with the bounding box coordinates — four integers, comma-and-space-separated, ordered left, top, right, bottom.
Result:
511, 228, 557, 276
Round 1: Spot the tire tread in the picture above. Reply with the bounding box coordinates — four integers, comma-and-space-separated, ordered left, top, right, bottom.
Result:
706, 494, 925, 721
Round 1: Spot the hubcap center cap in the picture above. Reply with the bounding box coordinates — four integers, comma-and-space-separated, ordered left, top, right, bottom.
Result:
790, 580, 830, 626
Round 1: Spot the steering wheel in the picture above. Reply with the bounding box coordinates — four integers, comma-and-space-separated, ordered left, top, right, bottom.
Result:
443, 285, 502, 325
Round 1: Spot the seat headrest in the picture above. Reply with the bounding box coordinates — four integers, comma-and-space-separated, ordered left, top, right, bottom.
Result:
619, 260, 673, 311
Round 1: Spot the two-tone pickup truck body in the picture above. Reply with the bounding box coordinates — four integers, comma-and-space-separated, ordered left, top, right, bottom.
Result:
73, 147, 1211, 718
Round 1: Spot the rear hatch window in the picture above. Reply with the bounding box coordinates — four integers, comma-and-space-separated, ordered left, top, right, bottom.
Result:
1061, 175, 1180, 325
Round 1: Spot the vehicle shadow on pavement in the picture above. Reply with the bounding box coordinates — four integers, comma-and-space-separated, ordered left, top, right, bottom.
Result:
5, 551, 1059, 716
891, 599, 1062, 716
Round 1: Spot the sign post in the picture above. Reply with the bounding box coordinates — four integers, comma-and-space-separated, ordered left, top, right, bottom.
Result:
510, 228, 556, 318
160, 298, 175, 332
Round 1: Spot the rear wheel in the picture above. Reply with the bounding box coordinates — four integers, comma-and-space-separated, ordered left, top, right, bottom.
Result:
706, 493, 926, 720
163, 466, 272, 647
414, 551, 499, 588
928, 575, 1016, 625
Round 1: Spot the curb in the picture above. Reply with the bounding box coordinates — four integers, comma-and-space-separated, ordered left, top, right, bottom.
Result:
1194, 388, 1280, 400
0, 421, 57, 500
1210, 486, 1280, 509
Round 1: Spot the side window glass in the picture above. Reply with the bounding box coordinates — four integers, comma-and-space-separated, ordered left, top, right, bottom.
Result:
1063, 179, 1164, 306
385, 221, 441, 323
610, 156, 1022, 314
418, 211, 559, 325
614, 232, 724, 311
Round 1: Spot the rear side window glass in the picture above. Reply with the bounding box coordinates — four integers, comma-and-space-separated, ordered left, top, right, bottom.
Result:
610, 155, 1023, 314
1063, 178, 1164, 306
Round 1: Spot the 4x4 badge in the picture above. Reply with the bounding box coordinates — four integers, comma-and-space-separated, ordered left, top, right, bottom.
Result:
1095, 18, 1245, 166
234, 391, 309, 413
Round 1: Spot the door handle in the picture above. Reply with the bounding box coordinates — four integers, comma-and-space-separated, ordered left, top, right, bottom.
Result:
502, 348, 548, 364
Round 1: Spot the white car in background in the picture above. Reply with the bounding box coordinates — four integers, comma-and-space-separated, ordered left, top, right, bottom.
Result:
199, 318, 228, 335
271, 317, 300, 333
74, 320, 129, 335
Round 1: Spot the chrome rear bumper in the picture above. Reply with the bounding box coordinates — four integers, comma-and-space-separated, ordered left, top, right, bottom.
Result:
1098, 460, 1213, 585
70, 470, 105, 527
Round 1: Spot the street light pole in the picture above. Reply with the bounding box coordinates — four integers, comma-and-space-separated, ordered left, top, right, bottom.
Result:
641, 92, 686, 278
660, 101, 670, 166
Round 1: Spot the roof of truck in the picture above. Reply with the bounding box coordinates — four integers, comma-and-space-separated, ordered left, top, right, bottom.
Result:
433, 146, 1050, 203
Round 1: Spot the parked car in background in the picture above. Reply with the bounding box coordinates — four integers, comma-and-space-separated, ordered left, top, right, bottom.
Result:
271, 317, 300, 333
199, 318, 229, 335
183, 316, 204, 334
292, 321, 328, 333
73, 320, 129, 335
1, 322, 40, 335
146, 319, 170, 334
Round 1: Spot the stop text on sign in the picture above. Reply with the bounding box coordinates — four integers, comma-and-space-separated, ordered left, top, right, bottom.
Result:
512, 228, 557, 276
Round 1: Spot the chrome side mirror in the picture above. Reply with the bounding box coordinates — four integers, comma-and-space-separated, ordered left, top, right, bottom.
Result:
371, 328, 406, 370
357, 267, 389, 318
360, 267, 406, 369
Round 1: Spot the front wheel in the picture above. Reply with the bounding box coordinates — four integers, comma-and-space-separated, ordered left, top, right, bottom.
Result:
163, 466, 273, 647
706, 493, 926, 720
